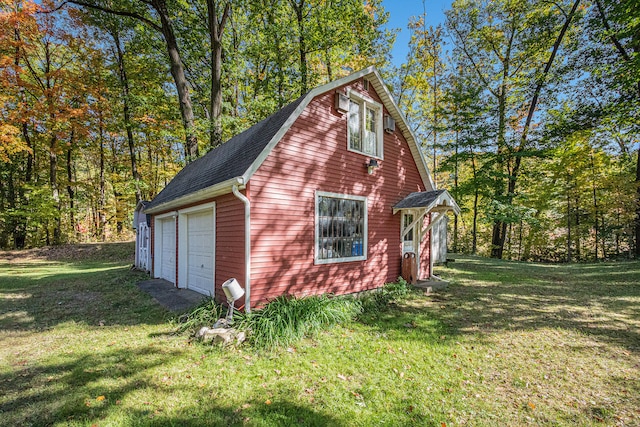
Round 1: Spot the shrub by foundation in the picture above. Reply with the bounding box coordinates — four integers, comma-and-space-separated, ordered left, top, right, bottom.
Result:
236, 294, 362, 349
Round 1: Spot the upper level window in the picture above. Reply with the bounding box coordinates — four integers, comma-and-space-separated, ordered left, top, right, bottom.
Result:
315, 191, 367, 264
347, 93, 383, 158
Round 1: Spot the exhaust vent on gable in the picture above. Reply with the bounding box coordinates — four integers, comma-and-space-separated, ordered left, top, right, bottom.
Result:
335, 92, 349, 114
384, 115, 395, 133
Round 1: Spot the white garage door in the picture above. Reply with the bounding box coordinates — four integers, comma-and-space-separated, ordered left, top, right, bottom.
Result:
186, 210, 214, 295
160, 218, 176, 283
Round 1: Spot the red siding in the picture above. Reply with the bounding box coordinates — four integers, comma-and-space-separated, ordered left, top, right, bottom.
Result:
214, 192, 246, 305
248, 79, 427, 306
149, 193, 247, 304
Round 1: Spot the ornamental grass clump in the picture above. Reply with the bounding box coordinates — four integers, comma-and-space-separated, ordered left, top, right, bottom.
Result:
237, 294, 361, 349
174, 298, 223, 334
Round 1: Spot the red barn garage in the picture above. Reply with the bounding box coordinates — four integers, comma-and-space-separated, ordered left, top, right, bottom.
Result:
142, 67, 459, 311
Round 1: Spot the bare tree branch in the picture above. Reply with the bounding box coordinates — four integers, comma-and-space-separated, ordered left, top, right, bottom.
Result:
57, 0, 163, 32
594, 0, 631, 62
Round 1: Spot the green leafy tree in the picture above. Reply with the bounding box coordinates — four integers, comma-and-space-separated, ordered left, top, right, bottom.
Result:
446, 0, 583, 258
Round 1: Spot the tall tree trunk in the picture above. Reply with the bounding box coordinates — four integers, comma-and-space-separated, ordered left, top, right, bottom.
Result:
518, 220, 523, 260
600, 211, 607, 259
636, 144, 640, 257
67, 0, 200, 163
13, 25, 30, 248
50, 134, 61, 245
615, 210, 621, 256
0, 177, 8, 249
6, 170, 22, 248
432, 45, 438, 187
493, 0, 580, 258
230, 16, 240, 116
98, 110, 106, 242
112, 29, 142, 203
453, 130, 459, 252
206, 0, 230, 150
110, 139, 123, 234
266, 6, 286, 107
567, 190, 572, 262
471, 153, 479, 254
522, 211, 540, 261
595, 0, 640, 256
575, 194, 581, 261
325, 48, 333, 81
290, 0, 308, 95
66, 130, 76, 239
590, 151, 600, 260
42, 40, 62, 245
490, 63, 510, 259
152, 0, 199, 162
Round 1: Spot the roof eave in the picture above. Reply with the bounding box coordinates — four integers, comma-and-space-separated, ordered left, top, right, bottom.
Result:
144, 176, 245, 215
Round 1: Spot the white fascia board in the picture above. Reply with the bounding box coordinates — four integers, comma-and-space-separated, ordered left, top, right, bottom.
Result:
144, 177, 244, 215
434, 190, 461, 215
242, 67, 378, 183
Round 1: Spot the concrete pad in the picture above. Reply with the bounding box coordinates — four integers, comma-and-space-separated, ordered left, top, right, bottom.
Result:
413, 279, 449, 294
137, 279, 207, 312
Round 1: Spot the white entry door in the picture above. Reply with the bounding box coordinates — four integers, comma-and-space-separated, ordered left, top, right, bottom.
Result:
159, 218, 176, 283
183, 208, 215, 296
402, 212, 422, 274
402, 213, 418, 256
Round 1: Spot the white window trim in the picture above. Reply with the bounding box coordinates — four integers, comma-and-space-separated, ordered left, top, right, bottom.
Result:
346, 89, 384, 160
315, 191, 368, 265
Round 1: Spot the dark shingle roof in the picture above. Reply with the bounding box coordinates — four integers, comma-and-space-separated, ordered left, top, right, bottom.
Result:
146, 94, 307, 210
393, 190, 446, 210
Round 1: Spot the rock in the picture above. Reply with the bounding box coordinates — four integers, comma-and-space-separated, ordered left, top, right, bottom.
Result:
196, 326, 211, 338
213, 318, 230, 328
196, 326, 245, 346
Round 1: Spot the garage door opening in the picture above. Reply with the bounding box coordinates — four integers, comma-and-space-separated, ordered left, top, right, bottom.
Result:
178, 204, 215, 296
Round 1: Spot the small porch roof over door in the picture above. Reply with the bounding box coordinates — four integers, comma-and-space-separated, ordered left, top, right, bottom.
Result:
393, 189, 460, 242
393, 190, 460, 216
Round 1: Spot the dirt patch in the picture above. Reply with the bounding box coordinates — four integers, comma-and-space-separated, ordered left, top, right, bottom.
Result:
0, 242, 135, 264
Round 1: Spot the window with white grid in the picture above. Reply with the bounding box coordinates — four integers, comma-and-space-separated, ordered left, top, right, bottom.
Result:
315, 192, 367, 264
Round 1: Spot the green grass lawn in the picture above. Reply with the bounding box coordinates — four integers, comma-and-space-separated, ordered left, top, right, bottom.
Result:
1, 243, 638, 426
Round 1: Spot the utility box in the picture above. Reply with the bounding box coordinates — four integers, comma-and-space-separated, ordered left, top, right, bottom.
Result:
401, 252, 417, 284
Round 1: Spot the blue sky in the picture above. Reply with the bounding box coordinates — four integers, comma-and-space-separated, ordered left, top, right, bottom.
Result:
382, 0, 452, 67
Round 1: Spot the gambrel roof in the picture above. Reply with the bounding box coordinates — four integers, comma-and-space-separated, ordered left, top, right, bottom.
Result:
145, 67, 435, 214
146, 95, 306, 212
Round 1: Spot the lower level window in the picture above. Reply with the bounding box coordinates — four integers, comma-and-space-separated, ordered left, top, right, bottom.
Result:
316, 192, 367, 264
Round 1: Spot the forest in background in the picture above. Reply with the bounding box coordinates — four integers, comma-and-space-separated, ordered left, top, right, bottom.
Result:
0, 0, 638, 262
